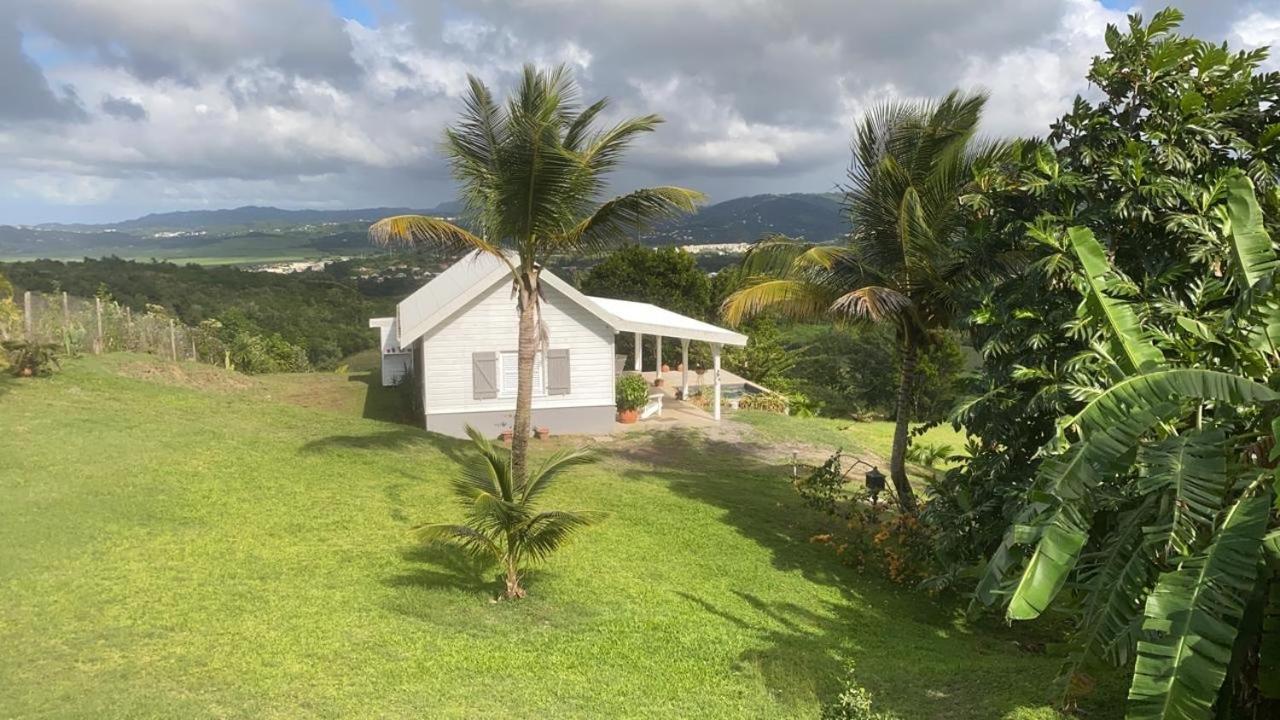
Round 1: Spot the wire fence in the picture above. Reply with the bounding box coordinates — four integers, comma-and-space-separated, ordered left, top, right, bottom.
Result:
3, 290, 230, 366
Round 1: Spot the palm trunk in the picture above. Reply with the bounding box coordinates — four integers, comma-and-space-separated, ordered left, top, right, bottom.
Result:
503, 557, 525, 599
512, 272, 538, 488
890, 335, 919, 513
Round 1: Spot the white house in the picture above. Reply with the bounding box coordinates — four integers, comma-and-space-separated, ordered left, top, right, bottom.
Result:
370, 251, 747, 438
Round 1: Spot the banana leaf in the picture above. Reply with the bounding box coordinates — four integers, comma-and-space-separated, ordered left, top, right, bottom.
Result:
1069, 226, 1165, 374
1127, 492, 1272, 720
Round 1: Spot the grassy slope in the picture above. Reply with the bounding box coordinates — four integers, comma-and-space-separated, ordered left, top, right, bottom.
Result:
0, 356, 1117, 719
735, 411, 967, 465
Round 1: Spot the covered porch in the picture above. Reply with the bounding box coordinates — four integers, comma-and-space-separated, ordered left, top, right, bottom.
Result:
585, 295, 749, 423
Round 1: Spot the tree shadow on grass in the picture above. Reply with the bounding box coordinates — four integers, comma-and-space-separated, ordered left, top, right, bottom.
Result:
297, 426, 473, 465
347, 367, 416, 425
615, 429, 1082, 719
385, 544, 495, 597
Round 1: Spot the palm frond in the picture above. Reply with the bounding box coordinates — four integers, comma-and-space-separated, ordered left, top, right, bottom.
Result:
562, 186, 704, 252
830, 285, 912, 322
368, 215, 500, 256
412, 522, 501, 562
720, 278, 835, 327
521, 510, 604, 562
523, 445, 598, 504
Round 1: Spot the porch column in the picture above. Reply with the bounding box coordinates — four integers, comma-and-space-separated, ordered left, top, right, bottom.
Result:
634, 332, 642, 372
656, 335, 663, 376
712, 342, 722, 421
680, 339, 689, 399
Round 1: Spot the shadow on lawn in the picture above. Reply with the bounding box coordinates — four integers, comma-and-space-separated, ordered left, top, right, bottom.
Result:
385, 544, 495, 597
618, 429, 1062, 719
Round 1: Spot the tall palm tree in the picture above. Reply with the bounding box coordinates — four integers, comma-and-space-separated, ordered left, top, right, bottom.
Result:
722, 90, 1004, 512
370, 65, 703, 486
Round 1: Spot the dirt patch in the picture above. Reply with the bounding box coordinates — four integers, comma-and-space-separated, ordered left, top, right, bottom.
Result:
115, 359, 257, 392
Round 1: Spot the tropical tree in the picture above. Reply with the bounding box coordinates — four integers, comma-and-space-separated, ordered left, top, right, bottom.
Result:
369, 65, 702, 487
721, 90, 1006, 511
416, 426, 600, 599
933, 7, 1280, 577
974, 174, 1280, 718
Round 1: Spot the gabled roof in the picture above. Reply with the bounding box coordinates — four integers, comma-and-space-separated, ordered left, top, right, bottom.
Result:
396, 251, 748, 347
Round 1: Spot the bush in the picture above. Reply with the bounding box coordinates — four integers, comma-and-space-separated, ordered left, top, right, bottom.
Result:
822, 663, 901, 720
738, 391, 788, 413
798, 450, 940, 587
3, 339, 61, 377
615, 373, 650, 411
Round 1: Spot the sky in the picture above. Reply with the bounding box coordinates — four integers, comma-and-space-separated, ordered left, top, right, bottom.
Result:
0, 0, 1278, 225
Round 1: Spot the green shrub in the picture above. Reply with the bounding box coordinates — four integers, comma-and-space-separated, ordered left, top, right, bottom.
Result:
738, 391, 788, 413
821, 663, 901, 720
2, 339, 61, 377
615, 373, 650, 411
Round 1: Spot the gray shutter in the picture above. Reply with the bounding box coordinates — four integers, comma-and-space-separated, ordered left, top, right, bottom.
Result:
472, 351, 498, 399
546, 348, 570, 396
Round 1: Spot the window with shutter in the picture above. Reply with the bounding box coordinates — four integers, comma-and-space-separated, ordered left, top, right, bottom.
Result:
498, 351, 544, 398
472, 351, 498, 399
546, 349, 570, 395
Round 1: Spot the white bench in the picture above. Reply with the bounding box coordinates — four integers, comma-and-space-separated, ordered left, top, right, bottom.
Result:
640, 391, 664, 420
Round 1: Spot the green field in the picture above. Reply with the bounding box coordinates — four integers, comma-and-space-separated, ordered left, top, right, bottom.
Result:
0, 355, 1119, 718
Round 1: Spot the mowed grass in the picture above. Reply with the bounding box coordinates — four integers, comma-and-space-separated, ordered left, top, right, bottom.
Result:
735, 410, 967, 464
0, 356, 1115, 719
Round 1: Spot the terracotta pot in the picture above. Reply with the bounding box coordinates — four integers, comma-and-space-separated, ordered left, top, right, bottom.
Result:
616, 409, 639, 424
19, 367, 33, 377
535, 427, 551, 440
500, 430, 514, 443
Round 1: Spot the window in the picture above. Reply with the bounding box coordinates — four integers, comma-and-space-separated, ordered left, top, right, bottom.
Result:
498, 351, 544, 398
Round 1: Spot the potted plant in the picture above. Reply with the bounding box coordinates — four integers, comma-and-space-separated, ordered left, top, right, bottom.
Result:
500, 428, 515, 443
615, 373, 649, 423
535, 426, 551, 440
660, 362, 670, 372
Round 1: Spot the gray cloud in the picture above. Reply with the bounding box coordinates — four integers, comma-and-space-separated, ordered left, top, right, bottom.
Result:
0, 17, 86, 122
0, 0, 1277, 224
100, 95, 147, 121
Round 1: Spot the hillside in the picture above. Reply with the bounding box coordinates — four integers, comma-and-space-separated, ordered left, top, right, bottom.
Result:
0, 354, 1117, 719
0, 193, 846, 263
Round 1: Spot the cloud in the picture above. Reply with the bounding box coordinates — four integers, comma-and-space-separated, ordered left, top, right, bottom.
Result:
0, 17, 86, 122
0, 0, 1276, 224
101, 95, 147, 121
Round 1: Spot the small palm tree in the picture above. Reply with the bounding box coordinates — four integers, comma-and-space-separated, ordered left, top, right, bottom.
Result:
370, 65, 703, 489
416, 425, 600, 599
722, 90, 1006, 512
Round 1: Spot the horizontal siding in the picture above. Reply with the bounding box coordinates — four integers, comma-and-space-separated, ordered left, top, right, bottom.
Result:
423, 280, 616, 415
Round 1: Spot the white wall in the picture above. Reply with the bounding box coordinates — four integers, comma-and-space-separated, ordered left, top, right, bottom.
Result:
421, 279, 615, 415
369, 317, 412, 387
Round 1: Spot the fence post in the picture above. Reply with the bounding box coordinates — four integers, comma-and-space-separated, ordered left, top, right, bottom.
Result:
61, 292, 71, 355
23, 291, 32, 339
94, 297, 103, 354
169, 319, 178, 361
190, 337, 197, 362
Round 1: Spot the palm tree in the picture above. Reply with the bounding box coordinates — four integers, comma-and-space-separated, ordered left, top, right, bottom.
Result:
417, 426, 600, 599
721, 90, 1004, 512
369, 65, 702, 488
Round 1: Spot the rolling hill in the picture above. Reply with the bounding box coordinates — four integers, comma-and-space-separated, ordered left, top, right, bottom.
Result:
0, 193, 848, 263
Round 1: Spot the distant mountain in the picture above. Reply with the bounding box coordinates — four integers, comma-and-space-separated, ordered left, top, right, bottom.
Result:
1, 193, 847, 261
36, 201, 463, 233
645, 192, 846, 245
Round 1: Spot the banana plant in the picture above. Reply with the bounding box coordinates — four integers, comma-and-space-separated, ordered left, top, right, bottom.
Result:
974, 171, 1280, 719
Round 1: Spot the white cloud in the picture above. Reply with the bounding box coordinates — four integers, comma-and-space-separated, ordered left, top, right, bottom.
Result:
0, 0, 1275, 223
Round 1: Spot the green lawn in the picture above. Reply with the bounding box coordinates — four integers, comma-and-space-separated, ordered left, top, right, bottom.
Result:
735, 411, 967, 463
0, 356, 1118, 718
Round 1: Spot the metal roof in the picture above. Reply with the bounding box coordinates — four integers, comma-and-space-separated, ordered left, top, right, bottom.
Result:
395, 251, 748, 347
